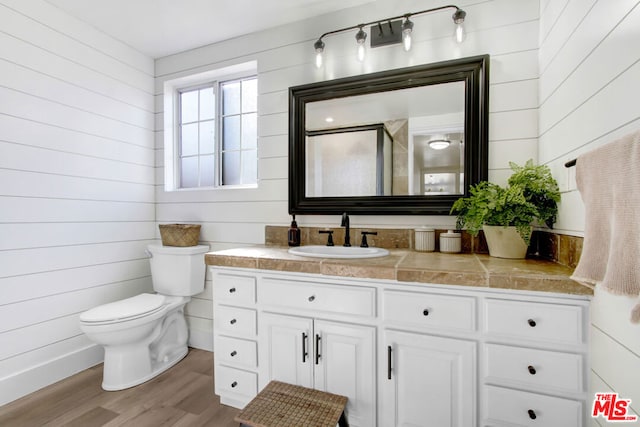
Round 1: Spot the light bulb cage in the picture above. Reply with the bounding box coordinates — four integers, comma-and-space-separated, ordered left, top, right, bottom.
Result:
312, 4, 466, 64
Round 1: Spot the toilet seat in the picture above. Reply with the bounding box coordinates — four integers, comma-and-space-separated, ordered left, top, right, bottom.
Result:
80, 293, 166, 325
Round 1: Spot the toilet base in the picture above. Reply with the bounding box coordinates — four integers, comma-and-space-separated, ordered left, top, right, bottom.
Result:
102, 345, 188, 391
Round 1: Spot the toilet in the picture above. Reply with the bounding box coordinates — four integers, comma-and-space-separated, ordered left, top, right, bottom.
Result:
80, 244, 209, 391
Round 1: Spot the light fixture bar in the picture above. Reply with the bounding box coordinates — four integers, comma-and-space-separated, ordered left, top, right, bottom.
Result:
312, 4, 466, 66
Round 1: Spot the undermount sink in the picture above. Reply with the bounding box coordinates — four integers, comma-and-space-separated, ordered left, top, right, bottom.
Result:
288, 245, 389, 259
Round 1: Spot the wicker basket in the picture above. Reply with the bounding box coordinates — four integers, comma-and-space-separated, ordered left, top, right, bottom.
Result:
159, 224, 201, 247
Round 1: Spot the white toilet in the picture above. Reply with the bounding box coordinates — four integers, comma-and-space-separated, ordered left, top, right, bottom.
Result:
80, 244, 209, 391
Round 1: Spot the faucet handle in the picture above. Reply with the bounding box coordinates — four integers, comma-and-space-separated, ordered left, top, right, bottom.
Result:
360, 231, 378, 248
319, 230, 335, 246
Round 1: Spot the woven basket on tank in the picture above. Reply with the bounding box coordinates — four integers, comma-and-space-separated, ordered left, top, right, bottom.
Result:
158, 224, 201, 247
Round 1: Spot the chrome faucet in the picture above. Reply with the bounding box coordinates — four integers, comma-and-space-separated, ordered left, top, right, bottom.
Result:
341, 212, 351, 247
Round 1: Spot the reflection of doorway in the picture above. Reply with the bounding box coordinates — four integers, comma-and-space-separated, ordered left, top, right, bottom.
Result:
408, 116, 464, 195
305, 124, 393, 197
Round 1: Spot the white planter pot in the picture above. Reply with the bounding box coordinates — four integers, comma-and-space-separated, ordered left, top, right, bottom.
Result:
482, 225, 530, 259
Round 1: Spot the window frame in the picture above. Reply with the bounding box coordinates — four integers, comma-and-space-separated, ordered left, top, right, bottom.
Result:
163, 61, 258, 192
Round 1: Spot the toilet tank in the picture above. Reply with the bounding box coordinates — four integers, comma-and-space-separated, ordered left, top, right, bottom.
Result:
146, 244, 210, 296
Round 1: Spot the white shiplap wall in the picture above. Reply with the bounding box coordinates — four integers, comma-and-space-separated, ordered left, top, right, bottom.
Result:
0, 0, 155, 405
154, 0, 541, 350
538, 0, 640, 425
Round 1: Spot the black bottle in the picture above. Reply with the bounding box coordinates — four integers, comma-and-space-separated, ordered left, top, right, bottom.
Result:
288, 215, 301, 247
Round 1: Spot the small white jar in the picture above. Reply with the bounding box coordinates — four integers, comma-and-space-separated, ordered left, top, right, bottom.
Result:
439, 230, 461, 253
414, 228, 435, 252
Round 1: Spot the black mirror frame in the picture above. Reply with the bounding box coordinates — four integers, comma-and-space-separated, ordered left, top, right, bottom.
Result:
289, 54, 489, 215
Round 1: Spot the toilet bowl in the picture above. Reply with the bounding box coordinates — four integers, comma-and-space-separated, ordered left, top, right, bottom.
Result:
80, 244, 209, 391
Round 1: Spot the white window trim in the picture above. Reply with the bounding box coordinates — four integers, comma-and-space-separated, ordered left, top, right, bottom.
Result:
163, 61, 258, 192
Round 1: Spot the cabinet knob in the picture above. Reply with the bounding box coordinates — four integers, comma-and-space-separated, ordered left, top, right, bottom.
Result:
230, 318, 237, 325
229, 287, 236, 293
231, 381, 238, 388
230, 351, 237, 357
423, 309, 430, 316
527, 319, 536, 327
528, 409, 537, 420
527, 365, 536, 375
308, 295, 315, 302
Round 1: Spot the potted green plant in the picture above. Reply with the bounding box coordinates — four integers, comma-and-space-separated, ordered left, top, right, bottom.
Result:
450, 160, 560, 258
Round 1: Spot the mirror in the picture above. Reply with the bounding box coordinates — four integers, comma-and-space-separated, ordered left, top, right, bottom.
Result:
289, 55, 489, 215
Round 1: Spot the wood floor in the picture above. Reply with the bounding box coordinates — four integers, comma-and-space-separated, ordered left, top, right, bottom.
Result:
0, 349, 240, 427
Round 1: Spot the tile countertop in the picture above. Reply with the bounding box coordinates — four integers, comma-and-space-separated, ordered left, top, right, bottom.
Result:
205, 246, 593, 297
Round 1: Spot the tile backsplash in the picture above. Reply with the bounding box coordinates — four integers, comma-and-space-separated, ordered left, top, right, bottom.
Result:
266, 226, 583, 269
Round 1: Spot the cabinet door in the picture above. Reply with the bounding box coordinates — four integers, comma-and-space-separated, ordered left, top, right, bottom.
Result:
260, 313, 313, 388
314, 320, 376, 427
382, 330, 476, 427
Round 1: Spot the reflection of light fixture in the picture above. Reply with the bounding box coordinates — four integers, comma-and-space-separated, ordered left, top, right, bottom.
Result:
325, 117, 334, 123
312, 5, 466, 65
429, 137, 451, 150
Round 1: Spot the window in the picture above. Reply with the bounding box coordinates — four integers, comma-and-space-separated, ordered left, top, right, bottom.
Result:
164, 62, 258, 191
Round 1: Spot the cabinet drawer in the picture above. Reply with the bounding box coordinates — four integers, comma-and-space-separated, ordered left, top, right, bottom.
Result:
213, 273, 256, 305
485, 344, 584, 393
484, 299, 584, 345
485, 385, 582, 426
215, 365, 257, 399
214, 305, 257, 336
384, 290, 476, 332
259, 278, 376, 317
215, 335, 257, 369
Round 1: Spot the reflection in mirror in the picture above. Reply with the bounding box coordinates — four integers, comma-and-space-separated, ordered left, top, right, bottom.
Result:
305, 81, 465, 198
289, 55, 489, 215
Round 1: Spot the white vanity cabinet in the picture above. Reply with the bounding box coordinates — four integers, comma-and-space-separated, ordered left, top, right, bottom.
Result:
211, 271, 259, 408
258, 277, 377, 427
210, 266, 590, 427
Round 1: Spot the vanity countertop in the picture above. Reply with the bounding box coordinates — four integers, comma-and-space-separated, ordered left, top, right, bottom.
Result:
205, 245, 593, 296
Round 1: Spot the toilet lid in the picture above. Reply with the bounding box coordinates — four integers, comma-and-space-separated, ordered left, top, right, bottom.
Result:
80, 293, 166, 323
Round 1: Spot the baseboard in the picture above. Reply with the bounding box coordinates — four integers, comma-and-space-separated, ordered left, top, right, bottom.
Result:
0, 344, 103, 407
188, 328, 213, 352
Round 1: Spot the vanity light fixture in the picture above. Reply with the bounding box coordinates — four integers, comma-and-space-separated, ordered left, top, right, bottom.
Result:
313, 4, 466, 68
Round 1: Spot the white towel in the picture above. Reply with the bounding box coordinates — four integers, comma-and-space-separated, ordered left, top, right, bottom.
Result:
570, 129, 640, 322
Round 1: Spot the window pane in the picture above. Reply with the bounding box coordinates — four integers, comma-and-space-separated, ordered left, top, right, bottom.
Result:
199, 87, 215, 120
180, 90, 198, 123
199, 120, 215, 154
222, 151, 241, 185
181, 123, 198, 156
242, 78, 257, 113
223, 116, 240, 151
241, 150, 257, 184
181, 157, 198, 188
222, 81, 240, 115
241, 113, 257, 149
199, 154, 215, 187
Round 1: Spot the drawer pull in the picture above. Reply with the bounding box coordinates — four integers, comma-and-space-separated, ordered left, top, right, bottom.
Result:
230, 351, 237, 357
423, 309, 430, 316
527, 365, 536, 375
528, 319, 537, 327
528, 409, 537, 420
230, 318, 237, 325
231, 381, 238, 388
308, 295, 316, 302
229, 287, 236, 293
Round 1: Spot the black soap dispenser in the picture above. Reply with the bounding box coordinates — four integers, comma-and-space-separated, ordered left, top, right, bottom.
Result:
288, 215, 301, 247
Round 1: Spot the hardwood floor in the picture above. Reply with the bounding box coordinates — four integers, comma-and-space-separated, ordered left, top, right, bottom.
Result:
0, 349, 240, 427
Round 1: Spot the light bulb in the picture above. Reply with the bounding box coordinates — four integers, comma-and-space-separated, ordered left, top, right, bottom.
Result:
452, 9, 466, 44
454, 23, 466, 44
355, 27, 367, 62
314, 39, 324, 68
401, 17, 414, 52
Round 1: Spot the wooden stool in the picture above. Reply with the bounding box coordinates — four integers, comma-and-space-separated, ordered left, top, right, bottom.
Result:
235, 380, 349, 427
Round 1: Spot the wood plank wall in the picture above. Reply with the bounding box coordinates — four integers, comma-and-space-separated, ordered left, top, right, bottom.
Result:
0, 0, 155, 405
538, 0, 640, 424
154, 0, 542, 351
